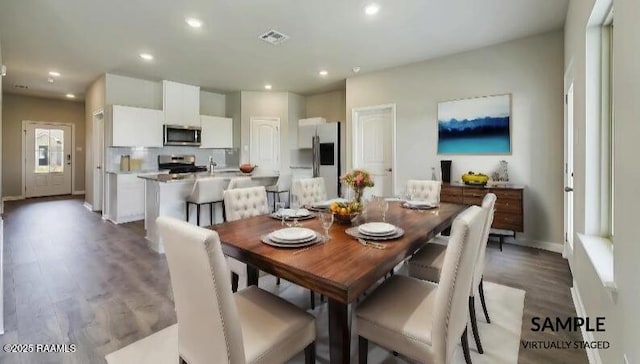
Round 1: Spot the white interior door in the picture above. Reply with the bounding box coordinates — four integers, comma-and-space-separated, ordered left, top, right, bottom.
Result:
93, 111, 104, 211
250, 118, 280, 172
24, 122, 72, 197
353, 105, 395, 198
564, 84, 575, 259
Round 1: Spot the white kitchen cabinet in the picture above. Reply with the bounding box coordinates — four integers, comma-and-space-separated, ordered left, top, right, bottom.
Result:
200, 115, 233, 148
106, 105, 163, 147
105, 173, 146, 224
298, 125, 316, 149
163, 80, 200, 127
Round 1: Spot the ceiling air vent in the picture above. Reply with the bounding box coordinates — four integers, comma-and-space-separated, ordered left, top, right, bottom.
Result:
14, 84, 29, 89
259, 29, 290, 45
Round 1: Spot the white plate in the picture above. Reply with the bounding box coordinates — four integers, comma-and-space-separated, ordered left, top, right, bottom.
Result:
277, 208, 311, 218
261, 235, 321, 248
312, 198, 348, 209
405, 200, 435, 208
270, 234, 316, 244
269, 227, 316, 242
346, 226, 405, 241
358, 222, 397, 236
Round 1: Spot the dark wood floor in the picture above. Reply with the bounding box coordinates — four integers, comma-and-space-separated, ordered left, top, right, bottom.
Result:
0, 196, 587, 364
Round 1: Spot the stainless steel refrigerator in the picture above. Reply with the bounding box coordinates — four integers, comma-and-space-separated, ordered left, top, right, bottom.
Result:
311, 122, 341, 198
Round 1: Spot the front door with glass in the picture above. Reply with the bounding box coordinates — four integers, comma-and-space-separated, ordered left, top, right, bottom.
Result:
24, 122, 72, 197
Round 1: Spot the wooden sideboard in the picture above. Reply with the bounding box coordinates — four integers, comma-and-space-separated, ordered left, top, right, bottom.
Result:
440, 182, 524, 232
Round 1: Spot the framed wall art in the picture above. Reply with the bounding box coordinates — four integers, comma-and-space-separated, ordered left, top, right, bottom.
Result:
437, 94, 511, 154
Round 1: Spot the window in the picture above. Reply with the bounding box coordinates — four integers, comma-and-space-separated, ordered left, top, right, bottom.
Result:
601, 9, 614, 237
34, 127, 65, 174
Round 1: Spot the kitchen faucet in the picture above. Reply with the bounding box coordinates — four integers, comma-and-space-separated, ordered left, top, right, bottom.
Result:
209, 157, 217, 173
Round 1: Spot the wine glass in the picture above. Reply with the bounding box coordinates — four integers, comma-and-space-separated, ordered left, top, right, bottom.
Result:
289, 194, 300, 227
319, 211, 334, 241
380, 198, 390, 222
275, 201, 286, 226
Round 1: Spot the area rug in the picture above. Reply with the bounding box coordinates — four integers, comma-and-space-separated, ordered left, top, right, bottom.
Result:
106, 276, 524, 364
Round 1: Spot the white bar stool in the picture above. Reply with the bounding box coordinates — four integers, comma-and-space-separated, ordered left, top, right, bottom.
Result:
266, 174, 292, 211
186, 177, 227, 226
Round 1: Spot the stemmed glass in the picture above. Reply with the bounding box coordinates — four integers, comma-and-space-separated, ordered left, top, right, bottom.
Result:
319, 211, 334, 241
275, 201, 286, 226
288, 194, 301, 227
379, 198, 390, 222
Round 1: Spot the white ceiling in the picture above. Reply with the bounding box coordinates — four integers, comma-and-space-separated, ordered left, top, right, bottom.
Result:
0, 0, 568, 100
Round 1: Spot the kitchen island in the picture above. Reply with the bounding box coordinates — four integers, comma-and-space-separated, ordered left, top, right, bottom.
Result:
140, 171, 278, 253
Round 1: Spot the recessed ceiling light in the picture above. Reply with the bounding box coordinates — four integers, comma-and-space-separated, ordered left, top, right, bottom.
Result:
139, 53, 154, 61
319, 70, 328, 76
264, 84, 272, 90
352, 67, 361, 73
49, 71, 61, 77
66, 93, 75, 99
364, 4, 380, 15
185, 18, 203, 28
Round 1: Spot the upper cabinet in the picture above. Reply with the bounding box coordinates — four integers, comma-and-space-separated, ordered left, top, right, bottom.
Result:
106, 105, 163, 147
200, 115, 233, 148
163, 80, 200, 126
297, 117, 326, 148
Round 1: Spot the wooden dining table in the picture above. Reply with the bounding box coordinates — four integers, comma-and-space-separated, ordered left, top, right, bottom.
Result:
211, 201, 467, 364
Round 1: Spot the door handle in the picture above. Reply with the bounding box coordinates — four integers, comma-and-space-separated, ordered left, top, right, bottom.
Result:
386, 168, 392, 172
96, 166, 102, 170
564, 187, 573, 192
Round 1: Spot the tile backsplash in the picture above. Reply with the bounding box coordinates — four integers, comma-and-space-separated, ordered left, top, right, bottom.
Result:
107, 147, 240, 172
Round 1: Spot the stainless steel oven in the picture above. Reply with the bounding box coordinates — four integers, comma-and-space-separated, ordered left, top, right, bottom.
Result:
163, 125, 202, 146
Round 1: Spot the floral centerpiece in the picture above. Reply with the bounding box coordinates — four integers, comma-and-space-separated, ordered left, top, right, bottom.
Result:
341, 169, 374, 205
331, 170, 374, 224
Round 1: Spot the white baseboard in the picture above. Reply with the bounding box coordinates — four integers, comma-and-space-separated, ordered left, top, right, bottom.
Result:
571, 283, 602, 364
83, 201, 93, 211
492, 235, 564, 253
2, 195, 24, 202
72, 190, 85, 195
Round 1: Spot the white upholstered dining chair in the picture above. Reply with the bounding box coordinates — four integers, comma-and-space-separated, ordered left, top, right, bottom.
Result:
406, 179, 442, 205
292, 177, 327, 207
408, 193, 497, 355
223, 186, 270, 291
157, 216, 316, 364
356, 205, 486, 364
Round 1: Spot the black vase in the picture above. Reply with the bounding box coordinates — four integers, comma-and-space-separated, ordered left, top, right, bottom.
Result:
441, 160, 452, 183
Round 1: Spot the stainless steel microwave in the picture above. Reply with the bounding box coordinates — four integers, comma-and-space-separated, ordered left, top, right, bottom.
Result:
163, 125, 202, 146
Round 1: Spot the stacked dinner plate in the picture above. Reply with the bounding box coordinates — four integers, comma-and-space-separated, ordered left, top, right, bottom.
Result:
403, 200, 437, 209
275, 209, 311, 219
358, 222, 398, 238
263, 227, 319, 248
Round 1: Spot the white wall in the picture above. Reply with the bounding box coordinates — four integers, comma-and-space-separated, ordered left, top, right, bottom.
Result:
104, 74, 226, 116
200, 90, 226, 117
225, 91, 241, 148
346, 31, 564, 248
84, 75, 105, 208
105, 74, 162, 109
566, 0, 640, 363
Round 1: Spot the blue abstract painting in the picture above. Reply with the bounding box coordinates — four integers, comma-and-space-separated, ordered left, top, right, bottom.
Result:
437, 94, 511, 154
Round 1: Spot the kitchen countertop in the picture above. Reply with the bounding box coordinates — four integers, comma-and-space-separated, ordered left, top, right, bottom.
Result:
106, 169, 168, 175
139, 171, 279, 183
